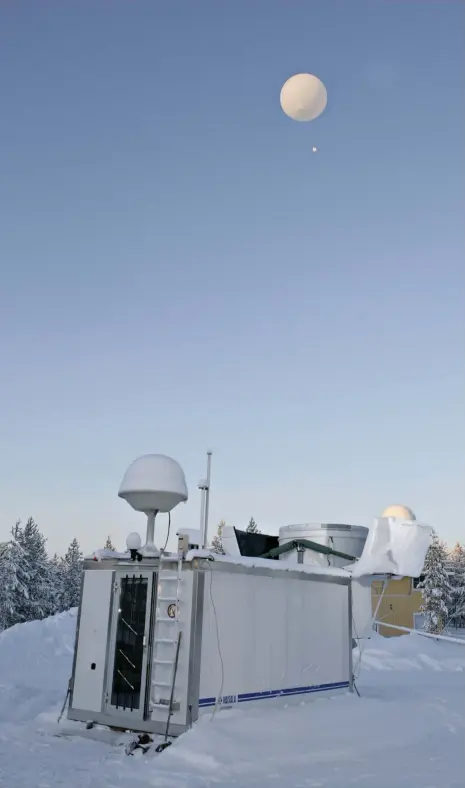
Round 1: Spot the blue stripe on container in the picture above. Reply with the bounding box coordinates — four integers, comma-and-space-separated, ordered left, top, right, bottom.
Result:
198, 680, 349, 708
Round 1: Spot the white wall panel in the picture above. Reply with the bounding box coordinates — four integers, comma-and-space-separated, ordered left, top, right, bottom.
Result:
71, 570, 113, 713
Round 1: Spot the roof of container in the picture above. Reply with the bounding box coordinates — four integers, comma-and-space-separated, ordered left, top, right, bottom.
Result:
85, 548, 351, 578
185, 550, 350, 578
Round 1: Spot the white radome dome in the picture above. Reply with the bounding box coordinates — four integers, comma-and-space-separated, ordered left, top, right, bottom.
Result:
382, 504, 416, 521
118, 454, 188, 513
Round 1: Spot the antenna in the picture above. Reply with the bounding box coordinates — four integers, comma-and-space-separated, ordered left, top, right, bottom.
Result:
198, 451, 212, 549
118, 454, 188, 556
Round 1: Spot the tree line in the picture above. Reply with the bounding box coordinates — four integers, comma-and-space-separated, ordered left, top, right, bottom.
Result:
0, 517, 116, 633
419, 533, 465, 634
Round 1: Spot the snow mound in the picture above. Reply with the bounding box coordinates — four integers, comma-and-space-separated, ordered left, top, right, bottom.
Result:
359, 632, 465, 673
0, 608, 77, 724
0, 612, 464, 787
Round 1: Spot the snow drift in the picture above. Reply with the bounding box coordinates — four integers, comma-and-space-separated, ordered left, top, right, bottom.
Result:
0, 608, 77, 724
0, 610, 464, 787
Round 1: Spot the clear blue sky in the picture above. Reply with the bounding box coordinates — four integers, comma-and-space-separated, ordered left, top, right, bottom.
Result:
1, 0, 464, 555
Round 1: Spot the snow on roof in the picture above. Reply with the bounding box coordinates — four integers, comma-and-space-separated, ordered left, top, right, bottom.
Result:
84, 548, 350, 578
86, 548, 131, 561
185, 550, 350, 578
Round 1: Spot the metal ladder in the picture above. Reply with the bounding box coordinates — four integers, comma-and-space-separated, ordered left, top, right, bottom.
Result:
149, 551, 183, 715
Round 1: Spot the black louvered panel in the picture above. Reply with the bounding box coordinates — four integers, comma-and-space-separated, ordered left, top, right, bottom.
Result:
111, 575, 148, 710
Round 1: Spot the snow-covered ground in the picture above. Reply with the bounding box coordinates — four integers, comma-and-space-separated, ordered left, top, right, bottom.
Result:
0, 611, 464, 787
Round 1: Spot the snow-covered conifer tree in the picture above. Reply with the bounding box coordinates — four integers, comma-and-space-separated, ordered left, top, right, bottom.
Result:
104, 535, 117, 551
14, 517, 55, 621
419, 531, 452, 634
448, 542, 465, 629
48, 553, 66, 616
211, 520, 226, 554
0, 540, 30, 631
246, 517, 260, 534
60, 538, 83, 610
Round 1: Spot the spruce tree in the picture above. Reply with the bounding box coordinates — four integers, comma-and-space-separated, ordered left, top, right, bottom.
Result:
13, 517, 56, 622
0, 540, 30, 631
104, 535, 117, 551
419, 531, 452, 634
246, 517, 260, 534
448, 543, 465, 629
60, 538, 83, 610
211, 520, 226, 554
49, 553, 66, 616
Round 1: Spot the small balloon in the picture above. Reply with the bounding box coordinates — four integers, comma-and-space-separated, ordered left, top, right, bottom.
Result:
280, 73, 327, 122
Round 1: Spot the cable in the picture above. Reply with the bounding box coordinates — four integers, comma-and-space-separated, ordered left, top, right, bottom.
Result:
161, 511, 171, 554
352, 577, 389, 684
207, 564, 224, 720
352, 613, 364, 684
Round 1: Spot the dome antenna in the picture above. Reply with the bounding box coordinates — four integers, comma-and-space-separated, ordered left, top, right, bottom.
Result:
118, 454, 188, 556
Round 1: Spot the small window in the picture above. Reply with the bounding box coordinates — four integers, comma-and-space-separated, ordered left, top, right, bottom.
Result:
413, 575, 425, 589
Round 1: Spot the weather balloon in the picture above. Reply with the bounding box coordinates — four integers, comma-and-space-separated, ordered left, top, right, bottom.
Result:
280, 73, 327, 122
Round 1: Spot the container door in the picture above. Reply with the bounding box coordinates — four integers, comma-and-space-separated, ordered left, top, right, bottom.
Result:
105, 571, 155, 720
71, 570, 114, 714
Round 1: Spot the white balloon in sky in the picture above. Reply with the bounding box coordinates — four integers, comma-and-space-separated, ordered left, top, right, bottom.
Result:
280, 73, 327, 122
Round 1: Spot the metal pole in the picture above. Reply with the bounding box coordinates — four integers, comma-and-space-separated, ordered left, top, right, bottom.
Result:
373, 620, 465, 645
370, 577, 389, 631
145, 510, 156, 550
199, 486, 206, 538
202, 451, 212, 548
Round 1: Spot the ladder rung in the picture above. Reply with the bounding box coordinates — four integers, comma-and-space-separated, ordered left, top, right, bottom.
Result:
154, 637, 175, 644
157, 596, 177, 602
156, 617, 176, 623
153, 659, 174, 666
159, 575, 178, 581
152, 680, 171, 687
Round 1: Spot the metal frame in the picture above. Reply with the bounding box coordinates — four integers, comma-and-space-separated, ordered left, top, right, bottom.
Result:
348, 581, 354, 691
191, 556, 351, 586
68, 571, 86, 711
104, 569, 154, 721
100, 570, 116, 712
261, 538, 356, 563
82, 555, 351, 585
144, 573, 157, 718
187, 569, 205, 725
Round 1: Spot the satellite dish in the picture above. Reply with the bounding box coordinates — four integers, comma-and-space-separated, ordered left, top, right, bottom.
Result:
280, 73, 327, 122
118, 454, 188, 556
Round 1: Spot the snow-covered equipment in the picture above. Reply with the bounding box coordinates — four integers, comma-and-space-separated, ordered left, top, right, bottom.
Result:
67, 456, 434, 740
67, 455, 354, 738
224, 518, 432, 643
351, 516, 433, 579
